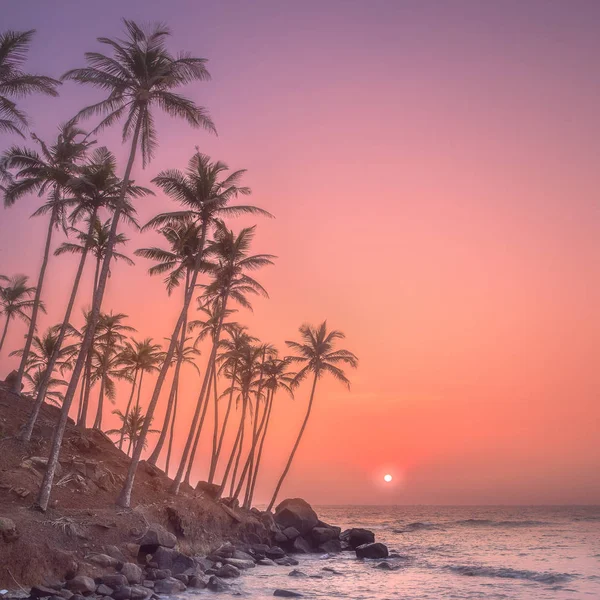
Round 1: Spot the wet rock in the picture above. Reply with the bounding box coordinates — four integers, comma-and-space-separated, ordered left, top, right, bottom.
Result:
340, 528, 375, 549
274, 499, 318, 536
216, 564, 240, 579
88, 554, 119, 569
223, 558, 255, 570
275, 557, 299, 566
111, 586, 132, 600
282, 526, 300, 540
0, 516, 19, 542
232, 549, 255, 562
257, 558, 276, 566
322, 567, 343, 575
355, 543, 389, 559
100, 575, 128, 589
153, 578, 185, 594
265, 546, 286, 559
66, 576, 96, 595
30, 585, 58, 597
319, 539, 342, 554
139, 526, 176, 551
374, 561, 399, 570
311, 526, 339, 545
250, 543, 270, 558
288, 570, 307, 577
120, 564, 143, 585
206, 576, 229, 592
95, 585, 113, 596
273, 590, 303, 598
292, 536, 312, 554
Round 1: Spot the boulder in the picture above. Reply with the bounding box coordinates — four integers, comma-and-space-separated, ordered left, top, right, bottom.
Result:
273, 591, 303, 598
111, 586, 132, 600
274, 499, 318, 535
120, 563, 143, 585
30, 585, 58, 597
355, 543, 389, 559
95, 585, 114, 596
265, 546, 286, 559
129, 586, 151, 599
288, 570, 307, 577
374, 561, 399, 570
207, 576, 229, 592
188, 576, 207, 589
291, 536, 312, 554
88, 554, 119, 569
257, 558, 276, 566
275, 557, 299, 566
153, 578, 185, 594
100, 575, 128, 589
195, 480, 221, 499
216, 564, 240, 579
151, 547, 195, 575
66, 576, 96, 595
322, 567, 343, 575
0, 516, 19, 542
104, 545, 128, 563
282, 526, 300, 540
223, 558, 255, 570
341, 528, 375, 549
139, 525, 177, 550
233, 549, 255, 562
274, 531, 288, 544
319, 539, 342, 554
250, 543, 270, 558
311, 527, 339, 545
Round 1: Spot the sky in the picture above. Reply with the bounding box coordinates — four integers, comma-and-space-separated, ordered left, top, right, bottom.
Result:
1, 0, 599, 505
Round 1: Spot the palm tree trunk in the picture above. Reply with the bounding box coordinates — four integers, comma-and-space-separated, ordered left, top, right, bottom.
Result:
119, 369, 138, 450
76, 378, 85, 424
217, 392, 246, 499
134, 370, 144, 413
165, 385, 178, 477
248, 389, 274, 507
78, 355, 93, 428
229, 408, 245, 498
37, 115, 144, 512
127, 435, 133, 457
147, 292, 189, 466
21, 207, 97, 442
208, 360, 237, 483
13, 207, 57, 393
267, 372, 318, 512
209, 365, 219, 478
117, 221, 210, 508
93, 378, 105, 430
0, 317, 10, 353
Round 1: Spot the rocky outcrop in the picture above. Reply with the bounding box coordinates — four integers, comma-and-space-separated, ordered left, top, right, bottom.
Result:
340, 527, 375, 549
138, 525, 176, 551
355, 542, 389, 559
274, 499, 319, 535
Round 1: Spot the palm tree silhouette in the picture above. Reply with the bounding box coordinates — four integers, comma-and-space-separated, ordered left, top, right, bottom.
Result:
38, 19, 215, 511
267, 322, 357, 511
0, 274, 39, 354
0, 29, 59, 137
107, 405, 159, 457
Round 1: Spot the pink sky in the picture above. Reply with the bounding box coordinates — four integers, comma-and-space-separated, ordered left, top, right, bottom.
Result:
1, 0, 599, 504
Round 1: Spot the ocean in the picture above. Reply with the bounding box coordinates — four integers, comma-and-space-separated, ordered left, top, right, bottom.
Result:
200, 505, 600, 599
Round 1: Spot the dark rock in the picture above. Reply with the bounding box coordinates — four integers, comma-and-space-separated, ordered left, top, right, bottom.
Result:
188, 576, 207, 589
265, 546, 286, 559
153, 578, 185, 595
275, 557, 299, 566
311, 527, 339, 545
111, 587, 132, 600
120, 563, 143, 585
282, 526, 300, 540
216, 564, 240, 579
273, 591, 303, 598
95, 585, 113, 596
322, 567, 343, 575
374, 561, 399, 570
232, 549, 255, 562
340, 528, 375, 549
195, 480, 221, 499
250, 543, 270, 558
139, 526, 177, 551
151, 547, 195, 575
130, 586, 151, 599
274, 531, 288, 544
141, 582, 154, 590
0, 516, 19, 542
173, 574, 188, 585
288, 570, 307, 577
104, 545, 127, 563
66, 577, 96, 595
100, 575, 128, 589
355, 543, 389, 559
274, 499, 318, 536
196, 557, 213, 571
57, 590, 73, 600
291, 536, 312, 554
88, 554, 118, 569
30, 585, 58, 597
223, 558, 255, 570
259, 511, 278, 533
257, 558, 276, 566
319, 539, 342, 554
207, 576, 229, 592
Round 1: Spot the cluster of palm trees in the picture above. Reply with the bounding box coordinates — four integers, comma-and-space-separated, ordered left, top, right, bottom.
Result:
0, 21, 357, 513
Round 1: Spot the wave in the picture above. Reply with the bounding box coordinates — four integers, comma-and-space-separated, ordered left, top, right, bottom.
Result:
394, 522, 442, 533
455, 518, 548, 528
448, 564, 573, 585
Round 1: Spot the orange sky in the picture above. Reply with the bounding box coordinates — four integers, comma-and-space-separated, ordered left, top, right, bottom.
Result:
1, 0, 599, 505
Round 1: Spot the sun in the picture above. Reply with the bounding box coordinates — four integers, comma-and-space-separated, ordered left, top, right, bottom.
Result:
384, 474, 393, 483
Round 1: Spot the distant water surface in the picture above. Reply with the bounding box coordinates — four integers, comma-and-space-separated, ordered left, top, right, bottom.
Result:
189, 505, 600, 600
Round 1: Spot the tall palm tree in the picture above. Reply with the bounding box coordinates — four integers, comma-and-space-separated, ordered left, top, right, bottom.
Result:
21, 148, 149, 442
172, 223, 275, 495
39, 19, 215, 512
107, 405, 158, 457
0, 274, 38, 354
0, 29, 60, 137
118, 153, 270, 508
115, 337, 164, 447
3, 121, 92, 393
266, 322, 358, 512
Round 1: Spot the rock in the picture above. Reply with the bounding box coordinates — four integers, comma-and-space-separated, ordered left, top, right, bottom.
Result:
57, 590, 74, 600
292, 536, 312, 554
120, 563, 143, 585
125, 544, 140, 558
0, 517, 19, 542
141, 581, 154, 589
173, 574, 188, 585
195, 480, 221, 499
3, 370, 22, 390
288, 570, 307, 577
282, 526, 300, 540
196, 557, 213, 571
355, 543, 389, 559
322, 567, 343, 575
374, 561, 399, 570
266, 546, 286, 559
340, 528, 375, 549
274, 499, 318, 536
153, 578, 185, 594
104, 545, 127, 563
311, 526, 339, 545
30, 585, 58, 597
100, 575, 128, 589
130, 586, 151, 599
250, 543, 270, 557
273, 590, 303, 598
319, 539, 342, 554
111, 586, 132, 600
259, 511, 278, 533
139, 526, 177, 550
66, 577, 96, 595
216, 564, 240, 579
88, 554, 119, 569
232, 549, 255, 562
275, 557, 299, 566
274, 531, 288, 544
257, 558, 276, 566
223, 558, 255, 570
188, 576, 207, 589
151, 547, 195, 575
95, 585, 113, 596
206, 576, 229, 592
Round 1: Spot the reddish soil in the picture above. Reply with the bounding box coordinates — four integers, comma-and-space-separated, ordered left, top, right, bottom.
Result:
0, 383, 268, 590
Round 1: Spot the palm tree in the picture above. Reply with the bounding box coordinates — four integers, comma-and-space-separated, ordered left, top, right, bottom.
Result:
118, 152, 270, 508
115, 337, 164, 448
171, 223, 275, 495
21, 148, 148, 443
0, 274, 38, 354
266, 322, 358, 512
22, 369, 68, 406
2, 121, 92, 393
107, 405, 158, 457
39, 19, 215, 512
0, 29, 60, 137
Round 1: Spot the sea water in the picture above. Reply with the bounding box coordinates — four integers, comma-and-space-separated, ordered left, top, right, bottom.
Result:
191, 505, 600, 599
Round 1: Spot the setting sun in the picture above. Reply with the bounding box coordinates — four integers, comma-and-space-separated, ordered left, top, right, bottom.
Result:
384, 474, 393, 483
